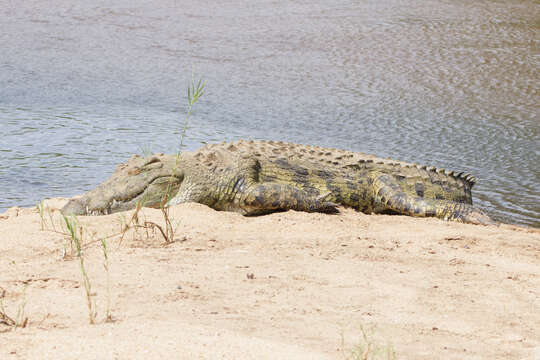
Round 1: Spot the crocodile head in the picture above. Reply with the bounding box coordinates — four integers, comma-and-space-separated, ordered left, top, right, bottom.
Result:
61, 154, 183, 216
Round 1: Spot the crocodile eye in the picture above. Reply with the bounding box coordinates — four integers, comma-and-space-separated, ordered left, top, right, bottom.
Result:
141, 157, 163, 170
143, 157, 162, 167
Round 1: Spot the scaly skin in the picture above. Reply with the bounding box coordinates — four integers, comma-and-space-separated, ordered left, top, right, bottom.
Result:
61, 140, 494, 225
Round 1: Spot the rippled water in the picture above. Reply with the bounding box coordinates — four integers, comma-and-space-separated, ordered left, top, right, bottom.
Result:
1, 0, 538, 226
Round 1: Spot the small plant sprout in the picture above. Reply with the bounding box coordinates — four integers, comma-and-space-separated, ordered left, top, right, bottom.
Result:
62, 213, 79, 256
180, 74, 206, 152
37, 199, 45, 230
14, 286, 28, 330
340, 325, 396, 360
46, 205, 57, 232
36, 199, 58, 231
100, 238, 113, 322
138, 143, 153, 159
62, 214, 97, 324
157, 73, 205, 243
163, 73, 205, 202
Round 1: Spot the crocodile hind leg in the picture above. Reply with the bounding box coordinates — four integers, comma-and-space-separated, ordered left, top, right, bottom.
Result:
220, 158, 336, 215
370, 172, 494, 225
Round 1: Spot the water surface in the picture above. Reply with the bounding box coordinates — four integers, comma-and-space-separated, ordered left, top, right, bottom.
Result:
1, 0, 538, 226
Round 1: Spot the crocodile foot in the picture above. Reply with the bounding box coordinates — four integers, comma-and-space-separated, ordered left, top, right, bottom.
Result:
457, 208, 496, 226
314, 192, 339, 213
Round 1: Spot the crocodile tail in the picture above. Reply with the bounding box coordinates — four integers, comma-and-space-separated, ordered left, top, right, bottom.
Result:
410, 165, 476, 189
451, 171, 477, 188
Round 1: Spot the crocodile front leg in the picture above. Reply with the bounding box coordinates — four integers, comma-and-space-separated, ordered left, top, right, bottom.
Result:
167, 178, 207, 206
370, 172, 495, 225
238, 183, 339, 215
167, 159, 338, 216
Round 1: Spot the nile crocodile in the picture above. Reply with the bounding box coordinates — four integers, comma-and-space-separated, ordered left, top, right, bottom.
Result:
61, 140, 493, 224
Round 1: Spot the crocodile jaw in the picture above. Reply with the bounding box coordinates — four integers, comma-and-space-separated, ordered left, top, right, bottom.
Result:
61, 152, 185, 216
61, 175, 182, 216
62, 195, 141, 216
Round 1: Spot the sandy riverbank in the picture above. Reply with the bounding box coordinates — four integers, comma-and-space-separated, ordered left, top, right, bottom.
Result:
1, 200, 539, 359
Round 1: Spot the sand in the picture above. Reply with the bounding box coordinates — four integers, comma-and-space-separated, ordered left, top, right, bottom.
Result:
0, 199, 539, 359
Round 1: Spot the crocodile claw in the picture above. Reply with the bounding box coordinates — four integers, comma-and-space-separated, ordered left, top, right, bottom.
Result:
315, 192, 339, 213
320, 201, 340, 214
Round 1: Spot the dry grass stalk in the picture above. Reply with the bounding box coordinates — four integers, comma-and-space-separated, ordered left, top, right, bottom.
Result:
0, 287, 28, 331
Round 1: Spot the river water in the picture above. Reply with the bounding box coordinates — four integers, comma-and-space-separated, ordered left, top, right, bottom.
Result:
1, 0, 538, 226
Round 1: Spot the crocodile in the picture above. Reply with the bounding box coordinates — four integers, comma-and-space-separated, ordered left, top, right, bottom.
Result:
61, 140, 494, 224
